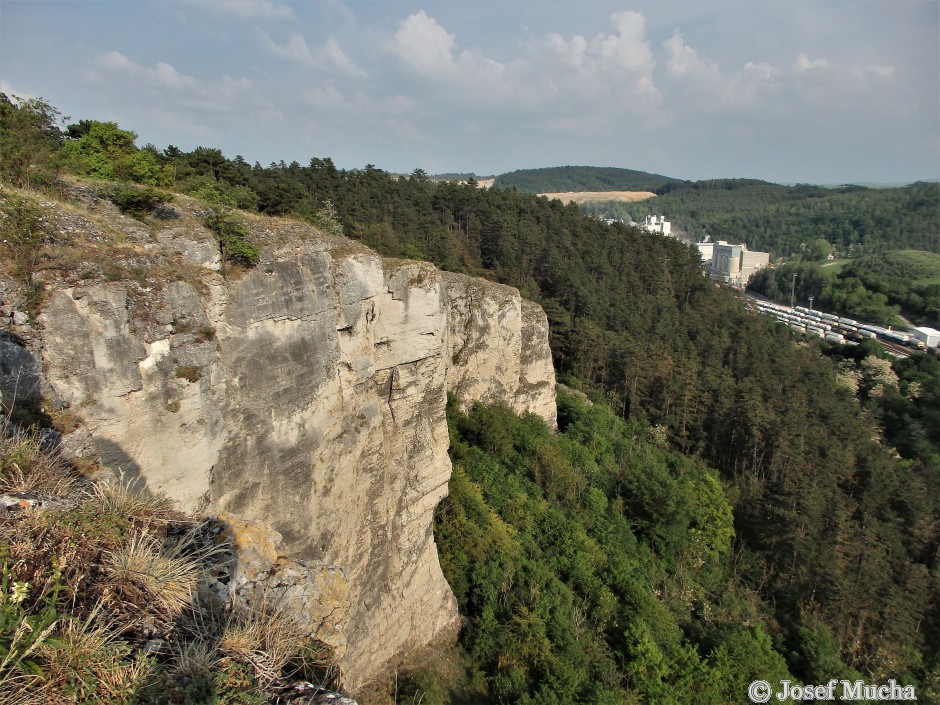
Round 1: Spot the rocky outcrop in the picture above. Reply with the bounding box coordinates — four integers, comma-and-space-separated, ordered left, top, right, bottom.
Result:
3, 193, 556, 692
208, 512, 351, 659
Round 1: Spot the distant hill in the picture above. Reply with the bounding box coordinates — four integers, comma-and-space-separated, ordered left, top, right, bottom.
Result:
493, 165, 685, 193
848, 249, 940, 284
429, 172, 496, 183
580, 180, 940, 258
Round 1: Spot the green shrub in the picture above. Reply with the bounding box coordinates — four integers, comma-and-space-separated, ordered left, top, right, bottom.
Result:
0, 195, 47, 310
0, 93, 63, 190
175, 366, 202, 383
106, 184, 170, 218
312, 200, 343, 237
204, 208, 260, 270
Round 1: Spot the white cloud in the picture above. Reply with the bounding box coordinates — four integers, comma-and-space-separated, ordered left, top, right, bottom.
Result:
383, 10, 516, 113
96, 52, 202, 93
793, 54, 892, 80
87, 52, 282, 139
599, 11, 657, 78
179, 0, 293, 20
794, 53, 829, 72
663, 31, 778, 107
262, 33, 366, 77
389, 11, 458, 77
383, 9, 659, 121
538, 11, 659, 103
320, 37, 365, 78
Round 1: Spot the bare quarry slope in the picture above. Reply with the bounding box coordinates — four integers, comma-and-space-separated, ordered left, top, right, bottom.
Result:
537, 190, 657, 204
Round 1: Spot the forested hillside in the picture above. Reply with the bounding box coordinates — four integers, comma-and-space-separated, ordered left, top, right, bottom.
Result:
494, 165, 682, 193
580, 178, 940, 258
490, 167, 939, 260
2, 95, 939, 702
749, 250, 940, 326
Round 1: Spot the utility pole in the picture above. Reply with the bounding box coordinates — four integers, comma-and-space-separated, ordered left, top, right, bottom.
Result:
790, 273, 798, 309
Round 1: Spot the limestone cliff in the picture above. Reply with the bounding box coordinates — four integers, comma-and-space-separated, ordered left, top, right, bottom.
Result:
0, 189, 556, 691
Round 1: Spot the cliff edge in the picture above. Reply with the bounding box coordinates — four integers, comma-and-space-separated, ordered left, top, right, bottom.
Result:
0, 187, 556, 692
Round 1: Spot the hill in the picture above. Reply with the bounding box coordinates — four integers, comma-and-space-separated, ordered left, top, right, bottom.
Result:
493, 170, 939, 259
2, 95, 939, 704
749, 250, 940, 326
493, 165, 684, 193
581, 179, 940, 257
850, 249, 940, 284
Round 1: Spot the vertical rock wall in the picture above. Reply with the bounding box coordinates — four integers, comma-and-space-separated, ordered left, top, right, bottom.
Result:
32, 227, 556, 690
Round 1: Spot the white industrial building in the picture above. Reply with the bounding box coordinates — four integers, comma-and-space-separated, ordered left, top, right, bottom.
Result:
696, 240, 770, 288
913, 326, 940, 348
643, 214, 672, 237
694, 241, 715, 264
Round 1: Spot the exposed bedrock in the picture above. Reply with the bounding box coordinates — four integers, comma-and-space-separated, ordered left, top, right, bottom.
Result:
19, 205, 556, 691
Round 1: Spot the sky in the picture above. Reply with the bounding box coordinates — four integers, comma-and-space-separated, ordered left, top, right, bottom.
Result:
1, 0, 938, 184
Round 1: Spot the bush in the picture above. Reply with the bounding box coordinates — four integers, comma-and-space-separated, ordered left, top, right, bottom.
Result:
0, 93, 63, 190
312, 200, 343, 237
0, 195, 47, 310
204, 208, 260, 270
105, 184, 171, 218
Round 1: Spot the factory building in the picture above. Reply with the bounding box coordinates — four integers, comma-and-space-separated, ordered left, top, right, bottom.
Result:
643, 214, 672, 237
913, 326, 940, 348
699, 240, 770, 288
694, 241, 715, 264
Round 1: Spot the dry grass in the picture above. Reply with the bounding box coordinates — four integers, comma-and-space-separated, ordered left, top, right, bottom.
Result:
0, 407, 339, 703
0, 427, 79, 498
172, 636, 218, 681
219, 601, 309, 685
0, 618, 58, 691
35, 603, 154, 702
537, 190, 657, 204
103, 530, 201, 617
87, 473, 176, 519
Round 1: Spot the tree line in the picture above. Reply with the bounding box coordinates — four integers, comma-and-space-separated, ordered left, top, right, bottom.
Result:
2, 94, 938, 701
582, 178, 940, 259
749, 251, 940, 326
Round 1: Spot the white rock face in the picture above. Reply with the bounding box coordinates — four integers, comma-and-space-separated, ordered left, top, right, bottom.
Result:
34, 216, 556, 691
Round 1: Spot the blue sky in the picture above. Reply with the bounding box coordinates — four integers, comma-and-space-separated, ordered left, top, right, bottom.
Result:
2, 0, 938, 184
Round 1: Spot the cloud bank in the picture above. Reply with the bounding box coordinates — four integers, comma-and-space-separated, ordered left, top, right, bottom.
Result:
1, 0, 935, 183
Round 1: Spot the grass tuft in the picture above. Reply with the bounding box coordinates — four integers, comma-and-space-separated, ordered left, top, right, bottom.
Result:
172, 636, 218, 681
104, 530, 200, 617
0, 427, 79, 499
88, 474, 176, 519
36, 602, 154, 702
219, 601, 309, 685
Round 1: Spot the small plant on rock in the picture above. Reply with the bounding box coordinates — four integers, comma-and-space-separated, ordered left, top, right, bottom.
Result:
204, 207, 260, 273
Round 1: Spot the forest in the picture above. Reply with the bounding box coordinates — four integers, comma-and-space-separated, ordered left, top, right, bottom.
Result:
493, 166, 683, 194
579, 177, 939, 259
748, 250, 940, 326
2, 94, 939, 703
